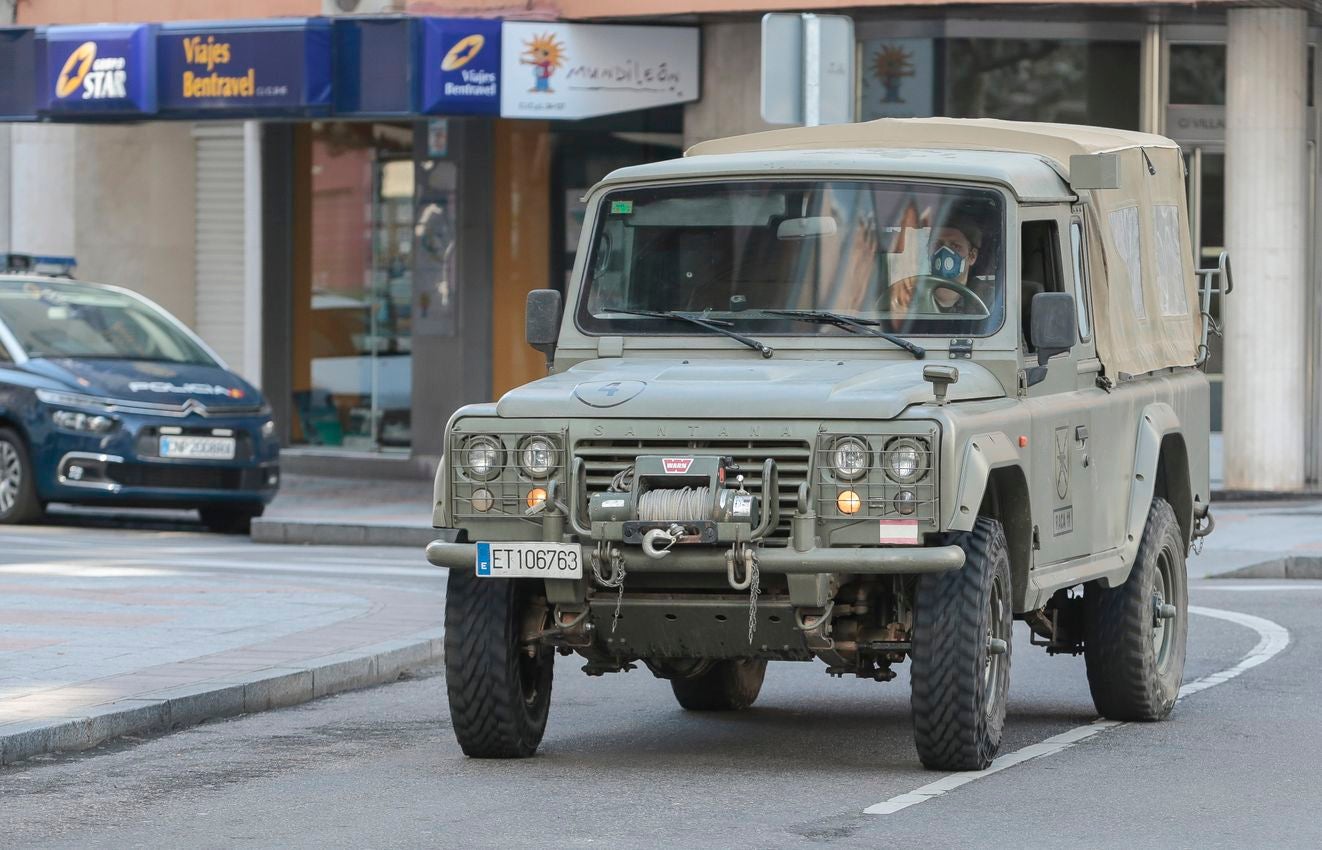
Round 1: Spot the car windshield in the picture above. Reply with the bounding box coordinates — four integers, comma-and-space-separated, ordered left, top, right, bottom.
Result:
578, 179, 1005, 339
0, 280, 217, 365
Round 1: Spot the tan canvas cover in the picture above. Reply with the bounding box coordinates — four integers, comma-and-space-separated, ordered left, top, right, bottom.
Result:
688, 118, 1201, 378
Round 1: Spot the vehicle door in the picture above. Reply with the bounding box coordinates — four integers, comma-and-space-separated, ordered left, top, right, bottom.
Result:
1020, 208, 1097, 568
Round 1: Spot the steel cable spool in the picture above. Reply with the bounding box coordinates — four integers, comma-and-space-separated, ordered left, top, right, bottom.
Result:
636, 486, 712, 522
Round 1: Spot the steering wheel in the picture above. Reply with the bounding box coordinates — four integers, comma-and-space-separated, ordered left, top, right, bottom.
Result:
892, 275, 991, 319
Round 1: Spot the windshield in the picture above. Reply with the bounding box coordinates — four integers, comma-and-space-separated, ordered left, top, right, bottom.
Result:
577, 179, 1005, 339
0, 281, 217, 365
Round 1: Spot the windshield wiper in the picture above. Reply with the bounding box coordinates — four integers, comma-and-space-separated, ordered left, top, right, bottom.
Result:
605, 307, 774, 359
758, 310, 926, 359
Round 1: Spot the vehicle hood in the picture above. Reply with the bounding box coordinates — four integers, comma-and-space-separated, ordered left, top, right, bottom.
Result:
26, 358, 263, 411
495, 358, 1006, 420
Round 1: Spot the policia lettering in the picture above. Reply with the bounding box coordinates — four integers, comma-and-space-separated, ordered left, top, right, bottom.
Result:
180, 35, 255, 98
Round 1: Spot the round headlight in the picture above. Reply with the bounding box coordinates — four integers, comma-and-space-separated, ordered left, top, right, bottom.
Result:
830, 436, 870, 481
464, 435, 503, 481
884, 437, 927, 484
893, 489, 918, 515
519, 436, 557, 478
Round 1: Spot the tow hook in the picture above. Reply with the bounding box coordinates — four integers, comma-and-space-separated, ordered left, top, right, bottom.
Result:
641, 524, 684, 560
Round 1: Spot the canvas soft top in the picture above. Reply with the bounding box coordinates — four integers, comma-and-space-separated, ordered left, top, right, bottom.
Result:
687, 118, 1198, 379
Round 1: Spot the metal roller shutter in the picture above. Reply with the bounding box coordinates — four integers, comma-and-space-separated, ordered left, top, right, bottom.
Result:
192, 123, 246, 371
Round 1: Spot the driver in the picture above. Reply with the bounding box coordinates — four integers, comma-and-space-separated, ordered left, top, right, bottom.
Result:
889, 215, 984, 314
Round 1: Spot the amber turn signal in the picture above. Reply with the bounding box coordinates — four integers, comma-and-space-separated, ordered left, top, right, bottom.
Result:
836, 490, 862, 515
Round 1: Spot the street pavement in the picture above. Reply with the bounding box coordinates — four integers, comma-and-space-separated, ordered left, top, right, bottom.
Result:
0, 519, 444, 762
0, 497, 1316, 846
0, 580, 1312, 848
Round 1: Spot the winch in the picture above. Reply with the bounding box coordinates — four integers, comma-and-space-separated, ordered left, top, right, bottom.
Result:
586, 455, 774, 558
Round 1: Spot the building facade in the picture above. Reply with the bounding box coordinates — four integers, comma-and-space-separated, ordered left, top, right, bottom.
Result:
1, 0, 1317, 490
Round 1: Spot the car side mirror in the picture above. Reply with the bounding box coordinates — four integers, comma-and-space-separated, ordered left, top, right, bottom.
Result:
526, 289, 563, 367
1026, 292, 1077, 386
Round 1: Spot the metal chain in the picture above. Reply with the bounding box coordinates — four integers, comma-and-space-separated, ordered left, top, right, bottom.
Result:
591, 545, 628, 633
744, 548, 760, 645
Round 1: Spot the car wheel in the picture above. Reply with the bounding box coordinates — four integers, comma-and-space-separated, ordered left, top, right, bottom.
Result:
910, 516, 1013, 771
198, 506, 264, 535
1083, 497, 1188, 721
0, 428, 43, 524
670, 659, 767, 711
445, 569, 554, 758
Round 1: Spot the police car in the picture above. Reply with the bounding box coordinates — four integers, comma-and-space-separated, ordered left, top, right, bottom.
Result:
0, 256, 279, 532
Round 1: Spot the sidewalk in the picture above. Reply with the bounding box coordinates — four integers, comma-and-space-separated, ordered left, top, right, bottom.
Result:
0, 531, 443, 764
253, 473, 436, 546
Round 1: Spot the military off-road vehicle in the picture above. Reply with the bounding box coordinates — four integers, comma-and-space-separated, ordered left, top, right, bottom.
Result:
427, 118, 1228, 770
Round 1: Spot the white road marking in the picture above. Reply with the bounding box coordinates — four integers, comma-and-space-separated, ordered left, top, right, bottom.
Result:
863, 604, 1291, 816
1193, 584, 1322, 591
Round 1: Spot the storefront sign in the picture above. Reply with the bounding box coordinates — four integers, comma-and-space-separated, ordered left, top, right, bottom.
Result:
334, 16, 419, 116
0, 28, 38, 119
499, 22, 698, 120
421, 18, 501, 116
1165, 105, 1225, 145
157, 19, 332, 116
41, 24, 157, 116
860, 38, 934, 120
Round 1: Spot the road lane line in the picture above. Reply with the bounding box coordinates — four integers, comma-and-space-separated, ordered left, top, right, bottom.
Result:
863, 605, 1291, 816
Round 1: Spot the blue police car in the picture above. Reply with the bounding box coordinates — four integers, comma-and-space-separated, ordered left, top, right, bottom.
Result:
0, 262, 279, 532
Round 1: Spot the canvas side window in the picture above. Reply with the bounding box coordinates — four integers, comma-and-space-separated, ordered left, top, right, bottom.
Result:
1069, 218, 1093, 341
1152, 204, 1190, 316
1107, 206, 1145, 319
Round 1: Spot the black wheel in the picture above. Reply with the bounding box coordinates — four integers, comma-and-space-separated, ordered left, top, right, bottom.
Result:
1084, 497, 1188, 721
444, 569, 553, 758
910, 516, 1013, 771
198, 506, 264, 534
0, 428, 43, 524
670, 659, 767, 711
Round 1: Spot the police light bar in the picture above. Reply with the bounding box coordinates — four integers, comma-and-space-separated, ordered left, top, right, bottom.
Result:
1, 254, 78, 277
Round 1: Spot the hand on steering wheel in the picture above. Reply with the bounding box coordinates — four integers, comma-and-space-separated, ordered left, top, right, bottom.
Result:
889, 275, 991, 319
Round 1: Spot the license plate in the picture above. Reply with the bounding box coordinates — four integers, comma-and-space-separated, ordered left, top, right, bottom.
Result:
476, 542, 583, 579
159, 435, 236, 460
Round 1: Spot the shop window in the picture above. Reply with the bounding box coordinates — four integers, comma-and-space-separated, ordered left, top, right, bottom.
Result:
1152, 205, 1189, 317
943, 39, 1140, 130
1108, 206, 1145, 320
1168, 44, 1225, 106
296, 122, 416, 452
1020, 219, 1064, 351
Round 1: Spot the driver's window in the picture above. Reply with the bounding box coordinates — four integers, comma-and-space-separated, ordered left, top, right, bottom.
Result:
1020, 219, 1064, 352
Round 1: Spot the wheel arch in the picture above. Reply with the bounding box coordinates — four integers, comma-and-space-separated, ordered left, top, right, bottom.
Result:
1119, 403, 1190, 575
947, 431, 1032, 610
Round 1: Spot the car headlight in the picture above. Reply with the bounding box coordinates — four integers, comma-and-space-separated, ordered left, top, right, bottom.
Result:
519, 436, 556, 479
883, 437, 928, 484
829, 436, 870, 481
260, 419, 276, 439
463, 435, 503, 481
36, 388, 116, 413
51, 409, 115, 433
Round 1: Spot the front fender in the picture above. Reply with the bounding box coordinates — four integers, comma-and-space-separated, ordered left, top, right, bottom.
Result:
946, 430, 1023, 532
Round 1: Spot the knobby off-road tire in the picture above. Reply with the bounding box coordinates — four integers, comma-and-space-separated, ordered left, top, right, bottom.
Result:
910, 516, 1013, 771
1084, 497, 1188, 721
671, 659, 768, 711
0, 428, 43, 524
444, 569, 554, 758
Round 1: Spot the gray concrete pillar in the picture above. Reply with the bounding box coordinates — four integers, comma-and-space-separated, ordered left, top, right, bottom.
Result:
0, 124, 11, 254
1223, 7, 1310, 491
10, 124, 77, 259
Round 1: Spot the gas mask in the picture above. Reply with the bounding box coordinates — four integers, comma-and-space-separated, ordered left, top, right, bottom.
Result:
930, 244, 966, 281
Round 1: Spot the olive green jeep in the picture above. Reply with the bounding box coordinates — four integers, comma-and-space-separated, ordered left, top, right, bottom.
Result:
427, 118, 1228, 771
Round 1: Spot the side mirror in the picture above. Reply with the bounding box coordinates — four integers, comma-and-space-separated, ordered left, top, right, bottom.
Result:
1026, 292, 1077, 387
526, 289, 563, 367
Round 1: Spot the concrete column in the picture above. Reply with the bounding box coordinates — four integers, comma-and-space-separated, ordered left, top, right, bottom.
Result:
1223, 7, 1310, 492
0, 124, 11, 254
10, 124, 77, 258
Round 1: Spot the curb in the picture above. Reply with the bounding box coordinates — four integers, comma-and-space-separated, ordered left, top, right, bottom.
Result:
251, 518, 437, 547
0, 629, 444, 766
1209, 555, 1322, 580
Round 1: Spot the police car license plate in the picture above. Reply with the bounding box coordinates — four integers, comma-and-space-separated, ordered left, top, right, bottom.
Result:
159, 435, 236, 460
476, 542, 582, 579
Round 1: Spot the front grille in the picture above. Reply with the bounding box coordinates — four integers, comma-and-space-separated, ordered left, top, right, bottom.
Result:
574, 439, 812, 540
107, 464, 265, 491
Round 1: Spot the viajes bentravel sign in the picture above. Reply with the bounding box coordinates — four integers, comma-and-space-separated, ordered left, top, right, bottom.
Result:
499, 22, 699, 120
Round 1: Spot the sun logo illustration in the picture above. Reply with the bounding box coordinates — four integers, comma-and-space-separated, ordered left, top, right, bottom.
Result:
520, 32, 566, 94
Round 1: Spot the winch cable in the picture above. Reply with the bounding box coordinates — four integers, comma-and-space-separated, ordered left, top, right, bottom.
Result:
637, 486, 712, 523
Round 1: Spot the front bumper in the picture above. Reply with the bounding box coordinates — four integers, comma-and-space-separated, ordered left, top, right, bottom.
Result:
425, 539, 965, 575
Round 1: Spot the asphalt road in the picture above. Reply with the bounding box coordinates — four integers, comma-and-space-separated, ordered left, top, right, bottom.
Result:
1, 531, 1315, 850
